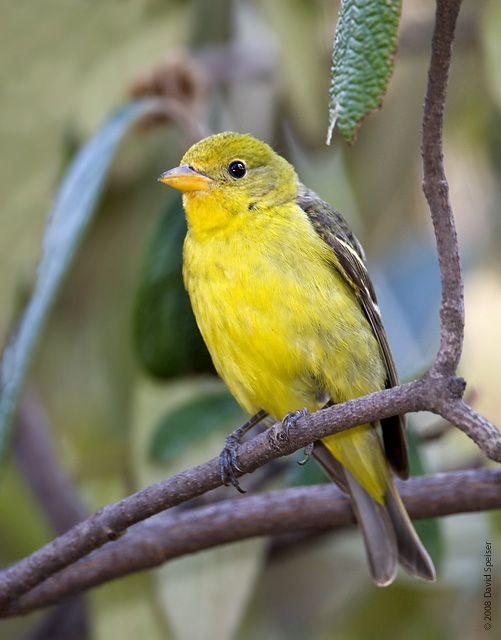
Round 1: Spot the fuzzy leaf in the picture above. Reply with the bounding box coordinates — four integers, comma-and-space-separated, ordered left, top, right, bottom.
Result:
328, 0, 401, 144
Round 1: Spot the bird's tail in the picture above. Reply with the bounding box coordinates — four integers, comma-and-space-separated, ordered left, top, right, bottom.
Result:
313, 440, 436, 586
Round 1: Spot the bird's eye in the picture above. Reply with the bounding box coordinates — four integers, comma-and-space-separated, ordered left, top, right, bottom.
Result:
228, 160, 246, 179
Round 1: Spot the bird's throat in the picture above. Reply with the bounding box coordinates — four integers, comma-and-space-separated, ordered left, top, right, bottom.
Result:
182, 190, 249, 238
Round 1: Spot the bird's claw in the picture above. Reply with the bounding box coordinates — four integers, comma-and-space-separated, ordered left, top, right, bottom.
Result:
218, 410, 268, 493
220, 433, 246, 493
281, 407, 311, 437
298, 441, 314, 466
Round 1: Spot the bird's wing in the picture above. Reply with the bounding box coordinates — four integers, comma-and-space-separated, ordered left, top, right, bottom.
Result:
296, 184, 409, 479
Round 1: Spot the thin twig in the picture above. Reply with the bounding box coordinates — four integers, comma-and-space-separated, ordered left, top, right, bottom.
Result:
421, 0, 465, 374
438, 398, 501, 461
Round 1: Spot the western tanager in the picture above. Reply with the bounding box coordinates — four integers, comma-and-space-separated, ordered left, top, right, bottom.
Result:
158, 132, 435, 586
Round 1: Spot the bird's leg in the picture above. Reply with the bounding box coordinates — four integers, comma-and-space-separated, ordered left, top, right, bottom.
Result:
220, 409, 268, 493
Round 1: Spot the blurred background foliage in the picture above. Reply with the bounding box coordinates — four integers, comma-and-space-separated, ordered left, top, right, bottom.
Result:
1, 0, 501, 638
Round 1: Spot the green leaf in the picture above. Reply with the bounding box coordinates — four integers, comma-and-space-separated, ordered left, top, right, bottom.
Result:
133, 195, 215, 379
327, 0, 401, 144
149, 390, 245, 463
0, 98, 156, 464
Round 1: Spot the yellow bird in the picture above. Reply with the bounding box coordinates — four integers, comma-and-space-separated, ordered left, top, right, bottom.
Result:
158, 132, 435, 586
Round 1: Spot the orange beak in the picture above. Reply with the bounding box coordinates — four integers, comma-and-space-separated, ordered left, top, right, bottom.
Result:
158, 164, 213, 193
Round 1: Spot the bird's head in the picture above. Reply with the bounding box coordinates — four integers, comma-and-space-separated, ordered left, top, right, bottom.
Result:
158, 133, 298, 224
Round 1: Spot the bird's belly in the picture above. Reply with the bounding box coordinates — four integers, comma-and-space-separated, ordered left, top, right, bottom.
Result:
184, 232, 385, 420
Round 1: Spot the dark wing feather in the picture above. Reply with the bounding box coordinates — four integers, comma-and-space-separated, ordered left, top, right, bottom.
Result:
297, 184, 409, 479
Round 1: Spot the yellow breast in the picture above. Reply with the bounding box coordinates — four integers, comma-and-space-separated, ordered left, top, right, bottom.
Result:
182, 193, 385, 421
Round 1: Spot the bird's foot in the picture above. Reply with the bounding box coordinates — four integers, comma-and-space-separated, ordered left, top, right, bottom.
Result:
220, 431, 246, 493
281, 407, 310, 437
219, 409, 268, 493
280, 408, 312, 463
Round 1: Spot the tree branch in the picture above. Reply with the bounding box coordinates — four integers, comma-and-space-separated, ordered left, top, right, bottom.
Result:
0, 377, 500, 613
422, 0, 465, 374
437, 398, 501, 460
2, 467, 500, 617
1, 386, 407, 610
